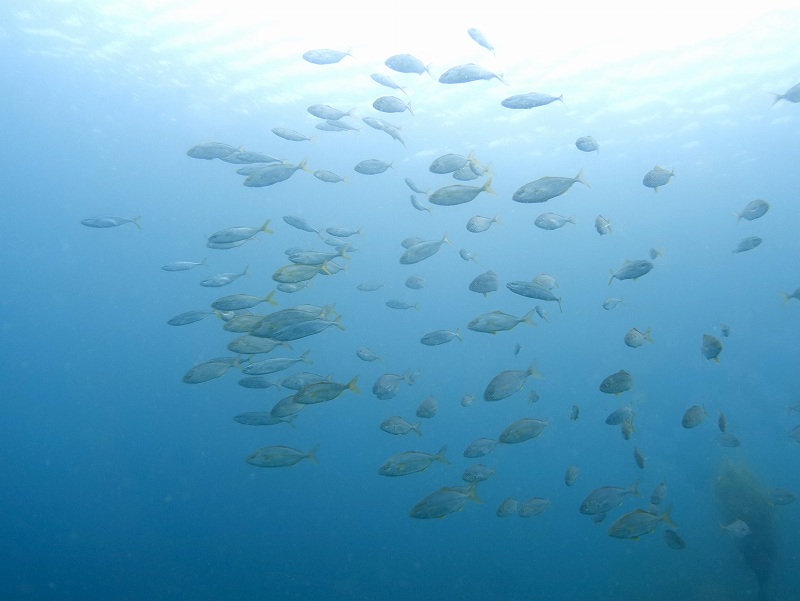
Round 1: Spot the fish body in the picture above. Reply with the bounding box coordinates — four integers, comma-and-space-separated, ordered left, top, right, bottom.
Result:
624, 327, 653, 348
732, 236, 762, 253
467, 27, 495, 54
246, 445, 318, 467
642, 166, 674, 191
468, 309, 535, 334
701, 334, 723, 363
506, 281, 562, 312
379, 446, 449, 477
373, 95, 413, 115
428, 178, 495, 206
399, 234, 450, 264
599, 370, 633, 395
735, 199, 769, 222
681, 405, 707, 428
595, 215, 611, 235
519, 497, 551, 517
608, 507, 673, 540
580, 482, 639, 515
354, 159, 393, 175
501, 92, 564, 109
420, 329, 461, 346
463, 438, 498, 458
380, 416, 422, 436
81, 215, 141, 229
409, 483, 481, 519
498, 417, 548, 444
438, 63, 505, 84
496, 497, 518, 517
302, 48, 352, 65
385, 53, 432, 77
512, 169, 588, 203
484, 363, 541, 401
243, 160, 309, 187
535, 212, 575, 230
609, 260, 654, 284
770, 82, 800, 106
576, 136, 599, 153
272, 127, 313, 142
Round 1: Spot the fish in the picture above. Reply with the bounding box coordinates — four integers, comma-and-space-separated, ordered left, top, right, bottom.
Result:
81, 215, 141, 229
496, 497, 518, 518
732, 236, 762, 253
386, 299, 419, 311
469, 270, 499, 296
272, 263, 329, 284
717, 410, 728, 433
245, 445, 318, 468
238, 376, 279, 390
460, 394, 476, 407
642, 166, 674, 192
279, 372, 328, 391
208, 220, 273, 245
780, 287, 800, 304
307, 104, 352, 120
519, 497, 551, 517
716, 433, 741, 447
609, 259, 654, 284
681, 405, 707, 428
594, 214, 611, 235
409, 482, 481, 519
512, 169, 588, 203
608, 506, 674, 540
404, 178, 428, 194
599, 370, 633, 395
579, 481, 639, 515
650, 481, 667, 506
602, 297, 625, 310
243, 160, 309, 187
462, 464, 495, 483
354, 159, 393, 175
497, 417, 548, 444
186, 142, 237, 160
420, 329, 461, 346
283, 215, 322, 237
428, 178, 495, 206
576, 136, 599, 153
501, 92, 564, 109
233, 412, 295, 427
380, 416, 422, 437
620, 417, 635, 440
605, 404, 633, 425
663, 529, 687, 550
182, 356, 241, 384
701, 334, 723, 363
624, 327, 653, 348
162, 259, 207, 271
568, 405, 580, 421
416, 395, 437, 418
466, 214, 500, 233
379, 446, 449, 477
221, 149, 280, 164
373, 370, 417, 400
534, 213, 576, 230
270, 395, 306, 418
302, 48, 353, 65
385, 53, 432, 77
467, 309, 536, 334
405, 274, 426, 289
357, 282, 384, 292
272, 127, 314, 142
410, 194, 431, 213
767, 487, 796, 506
770, 82, 800, 107
242, 351, 312, 376
463, 438, 498, 458
316, 120, 358, 132
467, 27, 495, 54
356, 347, 381, 362
565, 465, 580, 486
211, 291, 277, 311
399, 234, 451, 264
293, 376, 360, 405
528, 389, 539, 401
199, 265, 249, 288
227, 335, 286, 355
721, 518, 751, 538
373, 96, 413, 115
370, 72, 406, 94
633, 446, 647, 469
459, 249, 478, 263
483, 363, 541, 401
167, 309, 219, 326
438, 63, 506, 85
735, 199, 769, 222
506, 281, 563, 312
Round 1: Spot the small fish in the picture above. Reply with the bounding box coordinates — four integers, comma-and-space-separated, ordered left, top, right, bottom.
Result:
246, 445, 318, 468
642, 166, 675, 192
767, 487, 796, 506
385, 54, 432, 77
484, 363, 541, 401
534, 213, 575, 230
732, 236, 762, 253
650, 481, 667, 506
599, 370, 633, 395
405, 274, 426, 289
620, 417, 635, 440
717, 410, 728, 433
243, 160, 309, 187
501, 92, 564, 109
420, 329, 461, 346
460, 394, 476, 407
380, 416, 422, 437
233, 412, 295, 427
242, 351, 312, 376
469, 270, 499, 296
568, 404, 580, 421
527, 390, 540, 403
609, 259, 654, 285
519, 497, 551, 517
467, 27, 495, 54
428, 178, 496, 206
302, 48, 353, 65
199, 265, 249, 288
564, 465, 580, 486
498, 417, 548, 444
400, 235, 451, 265
512, 170, 588, 203
272, 127, 314, 142
81, 215, 141, 229
293, 376, 360, 405
721, 518, 751, 538
463, 437, 498, 458
186, 142, 237, 160
307, 104, 353, 120
386, 299, 419, 311
409, 482, 481, 519
313, 169, 347, 183
780, 287, 800, 304
459, 248, 478, 263
580, 482, 639, 515
404, 178, 428, 194
605, 404, 633, 426
719, 323, 731, 337
716, 433, 741, 447
602, 297, 625, 310
354, 159, 393, 175
633, 446, 647, 469
681, 404, 707, 428
466, 214, 500, 233
576, 136, 599, 153
663, 529, 687, 550
467, 309, 535, 334
356, 347, 381, 362
506, 281, 562, 312
379, 446, 449, 477
624, 327, 653, 348
357, 282, 384, 292
162, 259, 207, 271
211, 291, 277, 311
735, 199, 769, 222
608, 506, 674, 540
496, 497, 518, 518
167, 309, 219, 326
438, 63, 506, 85
182, 356, 241, 384
462, 464, 495, 483
701, 334, 723, 363
370, 72, 406, 94
595, 215, 611, 235
373, 95, 413, 115
416, 395, 437, 418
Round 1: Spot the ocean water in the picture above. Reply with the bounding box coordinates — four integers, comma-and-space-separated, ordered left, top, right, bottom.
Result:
1, 2, 799, 600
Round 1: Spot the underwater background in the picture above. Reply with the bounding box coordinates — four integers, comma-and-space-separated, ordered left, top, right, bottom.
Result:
1, 2, 799, 600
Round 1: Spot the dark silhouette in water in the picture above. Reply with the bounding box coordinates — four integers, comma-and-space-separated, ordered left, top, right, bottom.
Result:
713, 458, 777, 600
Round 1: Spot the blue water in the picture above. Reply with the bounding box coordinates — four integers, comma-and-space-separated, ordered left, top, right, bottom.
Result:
2, 3, 799, 600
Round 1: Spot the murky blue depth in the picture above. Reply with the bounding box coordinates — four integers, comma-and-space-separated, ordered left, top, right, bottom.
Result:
1, 3, 799, 600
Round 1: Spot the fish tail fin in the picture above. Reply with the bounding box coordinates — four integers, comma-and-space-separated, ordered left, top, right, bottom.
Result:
425, 63, 434, 79
662, 505, 676, 527
528, 361, 543, 379
306, 444, 320, 465
557, 297, 563, 313
645, 328, 654, 344
568, 216, 576, 224
455, 328, 462, 342
497, 73, 509, 86
483, 177, 497, 195
300, 349, 312, 364
468, 481, 483, 504
347, 375, 361, 394
523, 308, 537, 325
470, 253, 478, 264
298, 158, 310, 173
630, 480, 641, 497
770, 92, 782, 108
132, 216, 142, 229
608, 270, 615, 286
406, 101, 414, 116
286, 415, 298, 429
494, 213, 502, 226
201, 257, 209, 267
436, 445, 450, 465
261, 219, 273, 234
575, 168, 590, 188
442, 233, 452, 246
265, 290, 279, 306
734, 211, 742, 222
413, 422, 423, 437
558, 93, 566, 107
242, 265, 250, 278
779, 291, 790, 304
